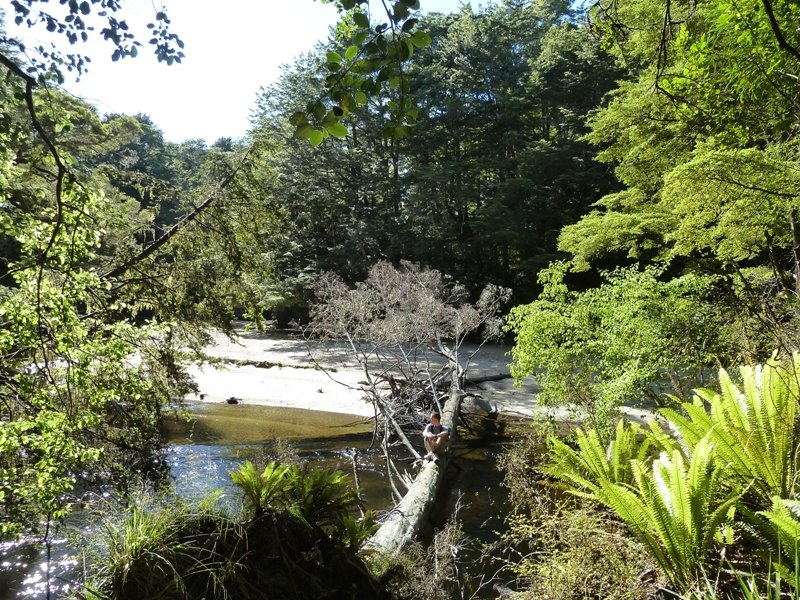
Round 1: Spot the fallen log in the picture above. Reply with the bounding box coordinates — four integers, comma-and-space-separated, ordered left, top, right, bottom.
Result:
362, 379, 461, 557
465, 372, 512, 385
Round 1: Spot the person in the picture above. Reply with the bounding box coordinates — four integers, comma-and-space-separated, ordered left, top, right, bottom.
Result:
422, 411, 451, 460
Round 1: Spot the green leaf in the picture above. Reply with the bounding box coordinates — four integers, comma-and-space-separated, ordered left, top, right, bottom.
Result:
309, 129, 326, 147
353, 12, 369, 29
410, 31, 432, 48
355, 91, 368, 106
393, 125, 412, 139
326, 122, 349, 138
294, 125, 315, 140
289, 112, 309, 127
393, 1, 409, 20
345, 45, 358, 60
326, 51, 342, 63
402, 18, 418, 33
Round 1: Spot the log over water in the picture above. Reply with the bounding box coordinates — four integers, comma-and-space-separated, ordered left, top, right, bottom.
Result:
363, 380, 461, 556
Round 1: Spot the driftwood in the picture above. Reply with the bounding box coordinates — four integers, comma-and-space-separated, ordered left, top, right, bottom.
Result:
362, 377, 461, 557
465, 372, 512, 385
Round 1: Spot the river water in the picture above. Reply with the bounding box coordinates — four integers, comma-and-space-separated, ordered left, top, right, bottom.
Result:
1, 402, 517, 599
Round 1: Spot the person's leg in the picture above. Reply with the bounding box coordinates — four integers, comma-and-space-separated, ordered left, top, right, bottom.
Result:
429, 433, 449, 454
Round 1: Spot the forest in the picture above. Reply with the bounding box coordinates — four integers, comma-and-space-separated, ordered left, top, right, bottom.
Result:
2, 0, 800, 598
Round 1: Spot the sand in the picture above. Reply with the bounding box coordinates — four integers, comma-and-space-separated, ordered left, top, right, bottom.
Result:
184, 326, 542, 418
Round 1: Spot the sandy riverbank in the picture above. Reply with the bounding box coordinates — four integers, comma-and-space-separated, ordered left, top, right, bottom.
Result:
184, 326, 543, 418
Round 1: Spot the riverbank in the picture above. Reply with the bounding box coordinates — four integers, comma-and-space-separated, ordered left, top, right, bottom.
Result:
184, 325, 542, 418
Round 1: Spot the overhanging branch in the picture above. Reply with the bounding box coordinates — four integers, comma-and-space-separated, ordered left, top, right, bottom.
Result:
100, 147, 252, 280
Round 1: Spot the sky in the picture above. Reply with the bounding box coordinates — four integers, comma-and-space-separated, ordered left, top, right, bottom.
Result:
9, 0, 475, 144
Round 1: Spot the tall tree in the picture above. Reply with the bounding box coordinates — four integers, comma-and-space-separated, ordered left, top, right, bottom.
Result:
558, 0, 800, 351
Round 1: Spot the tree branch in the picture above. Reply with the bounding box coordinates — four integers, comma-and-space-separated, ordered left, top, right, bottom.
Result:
761, 0, 800, 64
100, 147, 252, 280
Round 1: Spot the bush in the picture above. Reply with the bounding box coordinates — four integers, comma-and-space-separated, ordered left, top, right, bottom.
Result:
496, 429, 660, 599
85, 462, 386, 600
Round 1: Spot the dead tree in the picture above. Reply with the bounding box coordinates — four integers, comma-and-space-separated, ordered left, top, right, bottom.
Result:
308, 261, 510, 550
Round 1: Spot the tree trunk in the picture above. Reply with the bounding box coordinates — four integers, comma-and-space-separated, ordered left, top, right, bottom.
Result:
362, 375, 461, 557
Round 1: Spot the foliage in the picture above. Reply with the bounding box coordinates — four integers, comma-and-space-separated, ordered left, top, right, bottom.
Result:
4, 0, 185, 81
597, 437, 740, 589
562, 0, 800, 354
506, 262, 729, 438
251, 2, 623, 306
0, 73, 282, 537
661, 358, 800, 505
88, 476, 385, 600
497, 506, 658, 599
293, 0, 430, 144
545, 420, 654, 498
95, 490, 245, 600
753, 497, 800, 586
0, 128, 181, 535
228, 460, 291, 516
228, 460, 373, 544
543, 355, 800, 594
496, 429, 659, 599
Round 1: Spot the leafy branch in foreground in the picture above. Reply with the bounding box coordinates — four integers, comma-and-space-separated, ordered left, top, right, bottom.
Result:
293, 0, 431, 145
3, 0, 185, 82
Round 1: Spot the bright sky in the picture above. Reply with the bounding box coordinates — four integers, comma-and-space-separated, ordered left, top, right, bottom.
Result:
9, 0, 475, 144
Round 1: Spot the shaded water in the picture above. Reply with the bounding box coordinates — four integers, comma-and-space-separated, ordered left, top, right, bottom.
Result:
1, 403, 516, 599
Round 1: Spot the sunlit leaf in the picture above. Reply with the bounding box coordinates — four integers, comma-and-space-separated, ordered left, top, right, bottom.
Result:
309, 129, 326, 147
326, 122, 349, 138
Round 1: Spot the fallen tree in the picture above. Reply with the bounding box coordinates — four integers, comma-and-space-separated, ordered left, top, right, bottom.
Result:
362, 378, 461, 556
308, 261, 510, 554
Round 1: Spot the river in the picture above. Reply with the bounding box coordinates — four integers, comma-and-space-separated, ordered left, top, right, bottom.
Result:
1, 402, 519, 599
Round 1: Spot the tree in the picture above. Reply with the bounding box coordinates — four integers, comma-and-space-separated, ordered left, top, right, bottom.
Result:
559, 0, 800, 352
309, 260, 508, 557
506, 262, 733, 437
401, 2, 623, 293
251, 1, 624, 313
310, 260, 509, 476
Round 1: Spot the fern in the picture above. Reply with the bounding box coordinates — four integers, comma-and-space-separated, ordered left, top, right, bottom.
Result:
664, 357, 800, 504
752, 497, 800, 585
545, 420, 653, 499
597, 435, 741, 589
229, 460, 290, 515
544, 355, 800, 592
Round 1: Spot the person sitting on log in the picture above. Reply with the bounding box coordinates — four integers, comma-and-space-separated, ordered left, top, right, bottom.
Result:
422, 411, 451, 461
